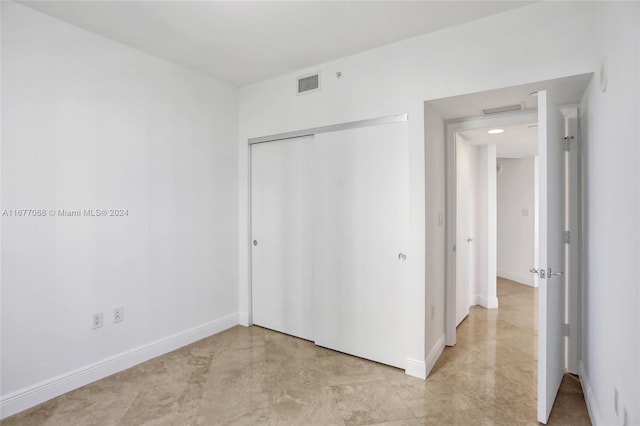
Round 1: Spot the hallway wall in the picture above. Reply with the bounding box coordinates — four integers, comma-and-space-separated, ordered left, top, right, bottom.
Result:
497, 157, 536, 286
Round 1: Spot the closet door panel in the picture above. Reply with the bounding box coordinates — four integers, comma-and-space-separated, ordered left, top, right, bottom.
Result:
251, 136, 314, 340
313, 123, 409, 368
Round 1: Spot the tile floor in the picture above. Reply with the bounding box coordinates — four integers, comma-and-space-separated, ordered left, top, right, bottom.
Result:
3, 278, 591, 425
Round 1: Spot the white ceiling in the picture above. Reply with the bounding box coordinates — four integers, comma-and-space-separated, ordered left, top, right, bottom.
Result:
458, 123, 539, 158
19, 1, 533, 87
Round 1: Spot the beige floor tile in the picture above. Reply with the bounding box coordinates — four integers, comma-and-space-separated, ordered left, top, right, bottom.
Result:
265, 332, 317, 361
392, 378, 477, 418
496, 362, 537, 396
455, 367, 535, 408
558, 373, 585, 394
268, 385, 344, 425
216, 325, 266, 350
497, 332, 538, 361
374, 363, 410, 382
118, 383, 200, 425
266, 356, 327, 392
479, 396, 539, 425
207, 359, 268, 394
38, 381, 138, 426
417, 407, 494, 425
366, 419, 425, 426
330, 380, 414, 426
0, 399, 59, 426
468, 338, 535, 368
212, 342, 266, 367
2, 278, 592, 426
547, 377, 592, 426
320, 355, 386, 385
195, 390, 270, 425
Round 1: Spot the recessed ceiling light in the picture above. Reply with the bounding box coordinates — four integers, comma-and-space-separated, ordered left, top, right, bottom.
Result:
488, 128, 504, 134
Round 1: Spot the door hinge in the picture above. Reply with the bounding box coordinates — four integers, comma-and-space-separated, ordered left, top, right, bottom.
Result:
563, 136, 574, 152
565, 230, 571, 244
564, 323, 570, 337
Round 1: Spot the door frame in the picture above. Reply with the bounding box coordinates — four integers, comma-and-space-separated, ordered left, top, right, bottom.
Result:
444, 106, 581, 373
565, 108, 580, 375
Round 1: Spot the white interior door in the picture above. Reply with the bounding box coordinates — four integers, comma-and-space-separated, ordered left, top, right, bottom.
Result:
251, 136, 314, 341
536, 90, 566, 424
313, 122, 409, 368
455, 138, 473, 326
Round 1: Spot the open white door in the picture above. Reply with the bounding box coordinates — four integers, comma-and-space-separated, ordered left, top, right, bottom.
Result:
536, 90, 566, 424
455, 138, 474, 326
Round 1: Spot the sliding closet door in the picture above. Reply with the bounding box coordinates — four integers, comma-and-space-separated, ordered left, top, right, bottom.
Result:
251, 136, 314, 340
313, 122, 409, 368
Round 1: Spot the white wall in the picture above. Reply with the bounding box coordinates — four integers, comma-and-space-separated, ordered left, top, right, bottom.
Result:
1, 2, 239, 417
579, 3, 640, 425
497, 158, 536, 286
238, 1, 598, 378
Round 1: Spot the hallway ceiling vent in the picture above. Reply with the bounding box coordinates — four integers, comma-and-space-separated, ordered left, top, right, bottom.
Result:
297, 72, 320, 94
482, 103, 523, 115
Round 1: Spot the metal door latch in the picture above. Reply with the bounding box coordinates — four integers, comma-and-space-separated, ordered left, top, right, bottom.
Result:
548, 268, 564, 277
530, 268, 546, 279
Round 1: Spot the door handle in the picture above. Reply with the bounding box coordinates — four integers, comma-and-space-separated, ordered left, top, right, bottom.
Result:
398, 253, 407, 261
548, 268, 564, 277
530, 268, 546, 279
467, 237, 473, 242
253, 240, 258, 246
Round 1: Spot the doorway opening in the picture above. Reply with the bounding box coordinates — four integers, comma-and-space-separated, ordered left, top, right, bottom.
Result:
453, 114, 539, 327
425, 72, 592, 424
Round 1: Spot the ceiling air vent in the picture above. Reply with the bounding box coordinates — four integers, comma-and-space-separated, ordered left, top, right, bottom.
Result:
482, 103, 523, 115
297, 72, 320, 94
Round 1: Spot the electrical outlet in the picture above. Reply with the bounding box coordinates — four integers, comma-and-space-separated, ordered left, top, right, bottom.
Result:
113, 306, 124, 323
92, 312, 103, 329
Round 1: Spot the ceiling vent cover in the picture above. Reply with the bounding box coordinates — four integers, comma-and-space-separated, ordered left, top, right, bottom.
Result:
297, 73, 320, 94
482, 104, 523, 115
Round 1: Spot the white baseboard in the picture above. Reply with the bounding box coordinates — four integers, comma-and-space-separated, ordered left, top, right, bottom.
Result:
424, 333, 445, 378
0, 313, 239, 419
578, 361, 600, 426
497, 270, 535, 287
405, 357, 427, 379
238, 312, 250, 327
471, 294, 499, 309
